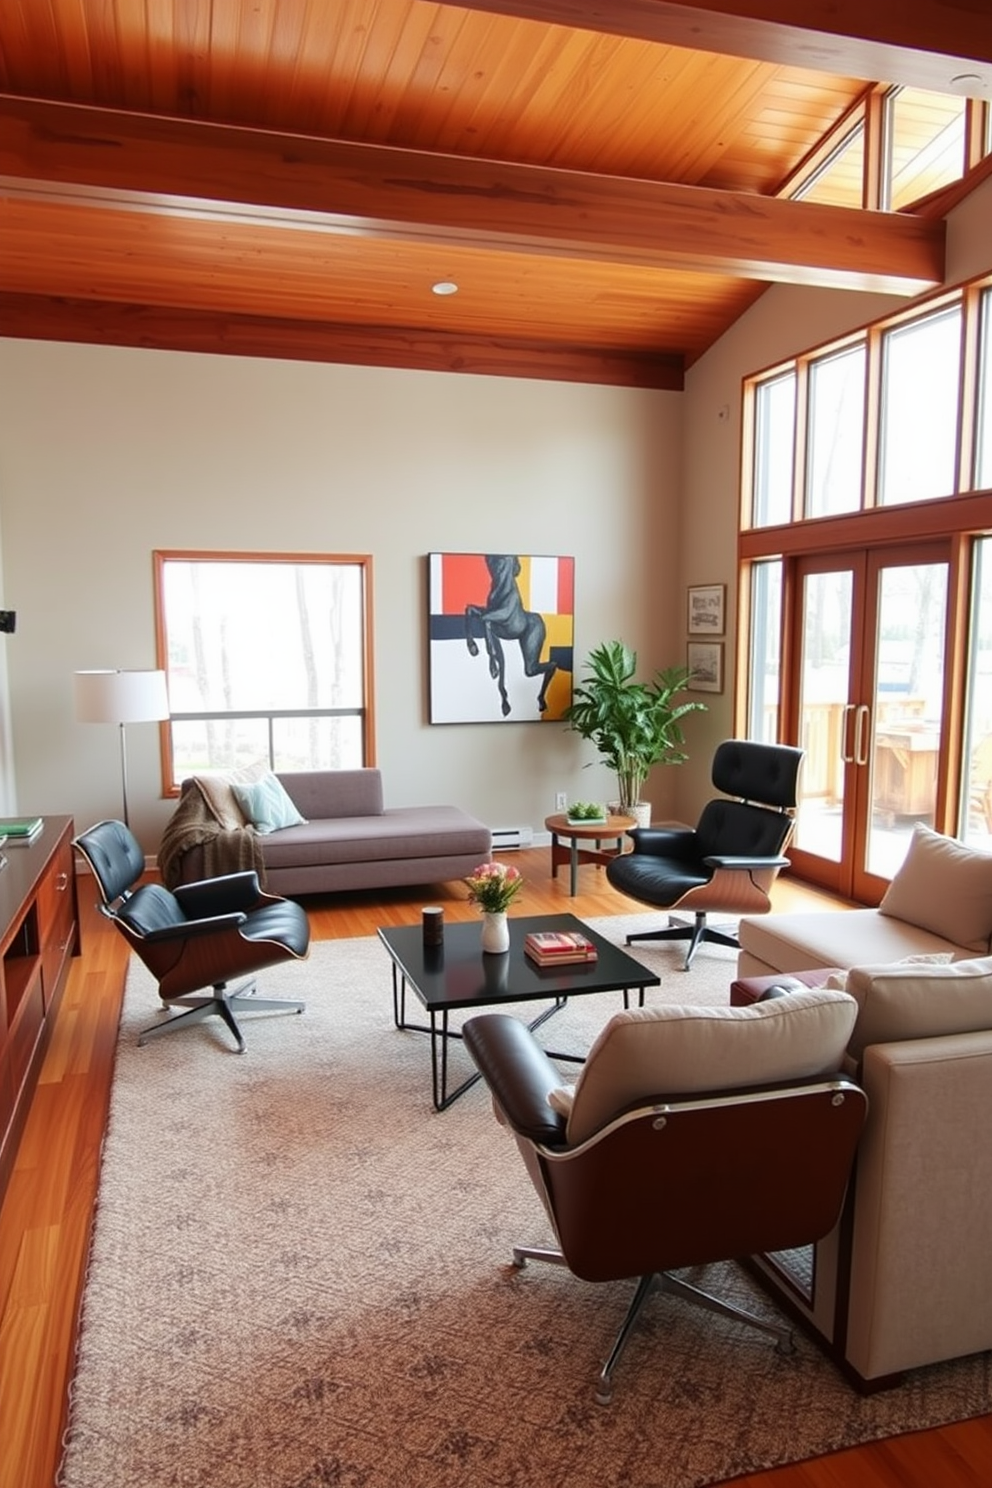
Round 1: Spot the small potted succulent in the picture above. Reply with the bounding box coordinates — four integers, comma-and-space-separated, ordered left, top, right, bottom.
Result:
567, 799, 608, 825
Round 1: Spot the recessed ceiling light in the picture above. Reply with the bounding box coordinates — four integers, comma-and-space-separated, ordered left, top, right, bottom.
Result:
949, 72, 986, 95
432, 281, 459, 296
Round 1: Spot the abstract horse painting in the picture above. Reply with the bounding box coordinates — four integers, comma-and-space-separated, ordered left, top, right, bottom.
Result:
465, 555, 558, 717
428, 552, 574, 723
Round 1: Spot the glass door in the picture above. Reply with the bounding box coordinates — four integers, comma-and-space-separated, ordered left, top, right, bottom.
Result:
787, 545, 950, 901
789, 555, 861, 895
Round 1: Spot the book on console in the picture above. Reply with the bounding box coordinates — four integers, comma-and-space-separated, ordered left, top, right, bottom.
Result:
524, 930, 598, 965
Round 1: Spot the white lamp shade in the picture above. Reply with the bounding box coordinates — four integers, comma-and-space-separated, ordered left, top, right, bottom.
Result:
74, 669, 170, 724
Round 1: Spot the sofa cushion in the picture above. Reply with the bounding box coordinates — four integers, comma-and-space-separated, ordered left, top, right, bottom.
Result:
878, 823, 992, 953
232, 771, 308, 834
258, 805, 490, 869
737, 906, 966, 974
842, 957, 992, 1060
551, 989, 858, 1147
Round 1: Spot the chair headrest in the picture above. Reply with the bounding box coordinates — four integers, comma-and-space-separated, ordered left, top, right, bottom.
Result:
557, 988, 857, 1147
712, 739, 804, 810
73, 819, 146, 904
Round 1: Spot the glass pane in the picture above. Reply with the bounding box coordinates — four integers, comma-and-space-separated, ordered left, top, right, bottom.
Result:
867, 563, 947, 877
168, 715, 364, 785
792, 124, 864, 208
271, 716, 363, 773
878, 308, 961, 505
794, 570, 852, 862
887, 87, 966, 210
960, 538, 992, 848
977, 289, 992, 490
751, 373, 795, 527
746, 561, 782, 741
170, 718, 273, 781
162, 559, 366, 711
806, 344, 866, 517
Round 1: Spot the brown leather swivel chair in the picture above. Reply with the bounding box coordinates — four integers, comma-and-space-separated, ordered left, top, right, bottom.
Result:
464, 989, 866, 1404
606, 739, 805, 968
74, 818, 310, 1053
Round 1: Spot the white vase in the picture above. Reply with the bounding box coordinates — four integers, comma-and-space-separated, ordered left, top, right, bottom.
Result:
480, 911, 510, 953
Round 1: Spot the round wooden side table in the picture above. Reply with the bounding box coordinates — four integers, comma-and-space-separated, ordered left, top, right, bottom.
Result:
544, 812, 637, 896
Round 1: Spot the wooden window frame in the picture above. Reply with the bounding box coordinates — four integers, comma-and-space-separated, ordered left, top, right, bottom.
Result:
738, 271, 992, 842
154, 549, 376, 798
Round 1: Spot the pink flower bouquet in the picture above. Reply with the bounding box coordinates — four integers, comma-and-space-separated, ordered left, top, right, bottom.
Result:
464, 861, 524, 913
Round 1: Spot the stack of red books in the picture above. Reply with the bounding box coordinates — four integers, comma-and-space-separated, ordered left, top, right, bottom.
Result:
524, 930, 598, 966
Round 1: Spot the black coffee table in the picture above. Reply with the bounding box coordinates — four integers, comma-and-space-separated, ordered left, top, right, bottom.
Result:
377, 913, 661, 1111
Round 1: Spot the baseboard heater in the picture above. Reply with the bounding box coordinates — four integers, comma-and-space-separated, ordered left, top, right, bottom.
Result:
491, 825, 534, 851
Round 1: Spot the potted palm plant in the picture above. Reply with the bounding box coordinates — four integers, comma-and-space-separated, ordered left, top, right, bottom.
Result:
564, 640, 706, 826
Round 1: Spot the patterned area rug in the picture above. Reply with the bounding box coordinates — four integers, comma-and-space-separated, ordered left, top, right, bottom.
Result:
58, 917, 991, 1488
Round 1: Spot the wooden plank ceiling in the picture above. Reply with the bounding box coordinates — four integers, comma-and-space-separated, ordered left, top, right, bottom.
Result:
0, 0, 984, 388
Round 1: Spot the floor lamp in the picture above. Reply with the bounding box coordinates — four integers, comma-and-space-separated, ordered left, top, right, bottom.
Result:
74, 669, 170, 828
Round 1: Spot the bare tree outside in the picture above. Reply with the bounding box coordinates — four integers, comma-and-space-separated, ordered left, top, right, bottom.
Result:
157, 554, 370, 783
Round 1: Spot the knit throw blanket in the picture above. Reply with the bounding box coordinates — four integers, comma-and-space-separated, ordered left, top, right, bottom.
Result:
157, 776, 265, 890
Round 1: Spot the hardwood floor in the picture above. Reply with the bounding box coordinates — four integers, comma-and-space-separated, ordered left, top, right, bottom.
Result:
0, 851, 989, 1488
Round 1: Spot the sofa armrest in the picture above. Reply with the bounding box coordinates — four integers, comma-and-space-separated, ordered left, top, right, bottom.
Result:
846, 1029, 992, 1379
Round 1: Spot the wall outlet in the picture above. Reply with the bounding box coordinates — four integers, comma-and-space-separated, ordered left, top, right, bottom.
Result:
555, 791, 567, 811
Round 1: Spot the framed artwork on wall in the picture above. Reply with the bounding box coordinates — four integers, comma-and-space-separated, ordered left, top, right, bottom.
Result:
687, 641, 723, 694
428, 552, 574, 723
687, 584, 726, 635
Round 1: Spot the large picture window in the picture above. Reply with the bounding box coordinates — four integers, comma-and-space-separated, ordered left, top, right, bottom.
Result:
155, 552, 373, 790
740, 270, 992, 900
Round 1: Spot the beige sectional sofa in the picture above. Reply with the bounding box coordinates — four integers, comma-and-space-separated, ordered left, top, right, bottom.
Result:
734, 824, 992, 1388
741, 956, 992, 1388
160, 767, 492, 896
738, 822, 992, 975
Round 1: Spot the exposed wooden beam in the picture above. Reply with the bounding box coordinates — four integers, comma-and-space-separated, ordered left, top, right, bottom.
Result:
448, 1, 992, 97
0, 293, 685, 390
0, 97, 944, 294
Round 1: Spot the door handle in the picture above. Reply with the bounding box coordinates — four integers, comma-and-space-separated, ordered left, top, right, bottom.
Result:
854, 703, 871, 767
841, 703, 856, 764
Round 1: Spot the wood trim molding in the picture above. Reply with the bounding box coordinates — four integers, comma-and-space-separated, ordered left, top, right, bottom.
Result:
0, 292, 686, 388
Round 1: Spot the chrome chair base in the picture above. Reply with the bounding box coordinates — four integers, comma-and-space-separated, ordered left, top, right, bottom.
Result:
512, 1245, 794, 1404
139, 977, 306, 1054
625, 911, 740, 969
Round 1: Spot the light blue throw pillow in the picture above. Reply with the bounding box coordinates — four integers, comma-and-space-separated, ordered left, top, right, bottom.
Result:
232, 773, 307, 834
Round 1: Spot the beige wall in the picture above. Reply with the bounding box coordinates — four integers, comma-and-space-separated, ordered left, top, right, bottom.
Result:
0, 344, 688, 847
